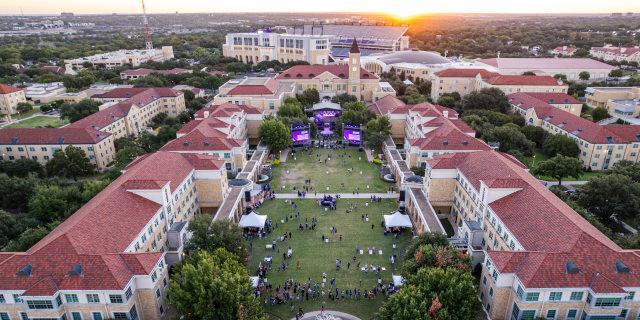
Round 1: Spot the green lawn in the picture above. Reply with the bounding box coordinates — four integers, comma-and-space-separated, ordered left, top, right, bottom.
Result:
247, 198, 411, 319
12, 105, 41, 120
5, 116, 68, 128
270, 148, 391, 193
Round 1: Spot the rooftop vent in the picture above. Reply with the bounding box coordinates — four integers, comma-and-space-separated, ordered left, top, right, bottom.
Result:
308, 73, 315, 78
462, 140, 469, 145
338, 73, 346, 78
16, 264, 32, 277
565, 261, 580, 274
616, 259, 630, 273
296, 73, 303, 78
284, 74, 291, 78
10, 137, 18, 145
443, 140, 448, 145
68, 263, 83, 276
58, 137, 65, 144
203, 141, 210, 146
607, 136, 614, 144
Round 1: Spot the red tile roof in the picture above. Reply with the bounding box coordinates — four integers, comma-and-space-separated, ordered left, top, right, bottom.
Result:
479, 58, 615, 70
275, 65, 377, 80
227, 78, 280, 96
0, 83, 22, 94
368, 95, 408, 115
509, 92, 640, 144
408, 117, 490, 151
482, 75, 564, 86
591, 47, 640, 57
517, 92, 580, 105
121, 68, 191, 76
92, 87, 180, 100
194, 103, 262, 119
434, 68, 500, 78
0, 128, 111, 145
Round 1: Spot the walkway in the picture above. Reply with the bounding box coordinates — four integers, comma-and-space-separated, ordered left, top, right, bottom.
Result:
273, 192, 398, 199
364, 148, 374, 162
280, 148, 291, 162
540, 180, 589, 188
296, 310, 362, 320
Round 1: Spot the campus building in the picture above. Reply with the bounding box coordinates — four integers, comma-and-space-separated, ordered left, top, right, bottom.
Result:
222, 30, 331, 65
423, 149, 640, 320
0, 151, 228, 320
0, 127, 115, 170
64, 47, 174, 73
213, 77, 295, 112
509, 92, 640, 170
288, 24, 410, 59
360, 50, 452, 81
477, 58, 616, 82
590, 46, 640, 63
548, 46, 578, 56
430, 68, 501, 98
161, 103, 264, 174
0, 83, 27, 121
585, 87, 640, 108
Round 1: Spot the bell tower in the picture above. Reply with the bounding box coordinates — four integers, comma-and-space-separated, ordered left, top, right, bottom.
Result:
348, 38, 361, 99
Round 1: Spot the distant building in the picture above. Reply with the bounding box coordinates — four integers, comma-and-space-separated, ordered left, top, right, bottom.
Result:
60, 12, 74, 18
288, 24, 410, 59
430, 68, 500, 98
477, 58, 616, 82
585, 87, 640, 108
24, 82, 66, 104
222, 30, 331, 65
589, 46, 640, 63
64, 47, 174, 73
0, 83, 27, 121
360, 51, 452, 81
214, 77, 295, 112
548, 46, 578, 56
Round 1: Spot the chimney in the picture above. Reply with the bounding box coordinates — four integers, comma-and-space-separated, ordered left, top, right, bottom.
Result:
204, 111, 210, 118
442, 110, 449, 118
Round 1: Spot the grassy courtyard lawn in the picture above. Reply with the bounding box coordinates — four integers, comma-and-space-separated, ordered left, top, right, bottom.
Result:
269, 148, 391, 193
6, 116, 68, 128
247, 198, 411, 320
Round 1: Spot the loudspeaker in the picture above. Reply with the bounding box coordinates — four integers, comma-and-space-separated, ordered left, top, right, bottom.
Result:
399, 190, 406, 202
244, 191, 251, 202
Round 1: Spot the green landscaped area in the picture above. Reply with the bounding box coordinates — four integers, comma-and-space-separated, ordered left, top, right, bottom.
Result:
523, 149, 606, 182
270, 148, 390, 193
247, 198, 411, 319
5, 116, 69, 128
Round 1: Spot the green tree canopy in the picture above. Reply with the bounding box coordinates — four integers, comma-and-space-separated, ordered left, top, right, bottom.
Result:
45, 146, 95, 180
483, 125, 535, 156
461, 88, 510, 113
364, 116, 391, 153
258, 118, 290, 153
532, 155, 583, 185
610, 160, 640, 183
168, 249, 266, 320
377, 267, 478, 320
542, 134, 580, 157
296, 88, 320, 107
59, 99, 101, 123
579, 71, 591, 80
184, 215, 248, 260
277, 102, 305, 118
577, 174, 640, 221
520, 125, 547, 148
591, 107, 610, 122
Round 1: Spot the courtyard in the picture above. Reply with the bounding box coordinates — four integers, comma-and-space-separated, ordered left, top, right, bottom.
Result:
268, 148, 390, 194
247, 198, 411, 319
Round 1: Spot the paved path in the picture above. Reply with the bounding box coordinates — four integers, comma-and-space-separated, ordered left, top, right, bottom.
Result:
273, 192, 398, 199
540, 180, 589, 188
295, 310, 362, 320
364, 148, 374, 162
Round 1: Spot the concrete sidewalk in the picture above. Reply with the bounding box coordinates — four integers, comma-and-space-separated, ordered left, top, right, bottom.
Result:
273, 192, 398, 199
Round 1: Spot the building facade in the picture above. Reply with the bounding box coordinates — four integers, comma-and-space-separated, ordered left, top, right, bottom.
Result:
64, 47, 174, 73
222, 30, 331, 65
213, 77, 295, 113
477, 58, 616, 82
585, 87, 640, 108
590, 46, 640, 63
0, 84, 27, 121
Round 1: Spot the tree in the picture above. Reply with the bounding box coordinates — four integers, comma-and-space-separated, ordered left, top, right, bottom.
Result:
520, 125, 547, 148
460, 88, 510, 112
400, 86, 427, 104
577, 174, 640, 221
377, 267, 477, 320
542, 134, 580, 157
16, 102, 33, 114
46, 146, 95, 180
4, 221, 60, 252
591, 107, 609, 122
574, 48, 590, 57
296, 88, 320, 107
579, 71, 591, 81
609, 69, 624, 78
224, 62, 251, 74
181, 89, 196, 103
168, 249, 266, 320
0, 210, 24, 249
185, 215, 248, 260
59, 99, 101, 123
364, 116, 391, 153
610, 160, 640, 183
532, 155, 582, 185
522, 71, 536, 75
258, 119, 290, 153
277, 102, 304, 118
331, 93, 358, 106
28, 184, 83, 223
115, 146, 144, 169
0, 159, 44, 177
0, 175, 38, 211
483, 125, 535, 156
553, 74, 568, 81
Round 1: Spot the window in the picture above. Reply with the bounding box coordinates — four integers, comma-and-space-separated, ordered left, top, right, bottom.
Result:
525, 292, 539, 302
521, 310, 536, 320
20, 313, 27, 320
125, 287, 133, 301
109, 295, 124, 304
566, 309, 577, 319
129, 305, 138, 320
163, 278, 168, 288
546, 309, 556, 319
26, 300, 54, 309
512, 303, 521, 319
72, 312, 82, 320
626, 291, 635, 300
65, 294, 79, 303
594, 297, 621, 307
13, 294, 22, 303
0, 312, 9, 320
155, 289, 161, 299
0, 294, 4, 303
620, 309, 628, 318
86, 294, 100, 303
92, 313, 102, 320
516, 285, 524, 300
570, 291, 583, 301
112, 313, 127, 319
548, 292, 562, 301
151, 271, 158, 282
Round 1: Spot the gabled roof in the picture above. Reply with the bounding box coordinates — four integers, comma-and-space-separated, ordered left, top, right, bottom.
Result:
434, 68, 500, 78
0, 128, 111, 145
227, 78, 280, 96
482, 75, 564, 86
0, 83, 22, 94
408, 117, 490, 152
518, 92, 580, 105
276, 65, 377, 80
479, 58, 615, 70
368, 95, 408, 115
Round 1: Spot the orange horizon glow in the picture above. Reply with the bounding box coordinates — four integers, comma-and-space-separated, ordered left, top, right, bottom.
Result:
0, 0, 638, 15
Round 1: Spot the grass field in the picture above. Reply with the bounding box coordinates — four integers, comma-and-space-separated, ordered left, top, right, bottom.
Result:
247, 198, 411, 319
269, 148, 391, 193
6, 116, 68, 128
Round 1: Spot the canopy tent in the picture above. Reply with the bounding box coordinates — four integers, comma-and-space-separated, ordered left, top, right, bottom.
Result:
392, 275, 405, 287
311, 100, 342, 111
239, 211, 268, 229
250, 276, 260, 288
384, 211, 413, 228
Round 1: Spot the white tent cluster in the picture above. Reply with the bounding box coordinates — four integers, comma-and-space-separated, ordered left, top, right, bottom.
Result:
239, 211, 268, 229
383, 210, 412, 228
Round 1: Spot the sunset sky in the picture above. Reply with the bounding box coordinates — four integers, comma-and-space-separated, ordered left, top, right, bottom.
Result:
1, 0, 639, 17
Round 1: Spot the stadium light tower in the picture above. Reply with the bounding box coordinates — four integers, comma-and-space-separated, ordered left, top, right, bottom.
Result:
141, 0, 153, 50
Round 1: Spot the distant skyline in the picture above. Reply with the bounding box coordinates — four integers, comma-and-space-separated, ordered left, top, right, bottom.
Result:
0, 0, 639, 18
